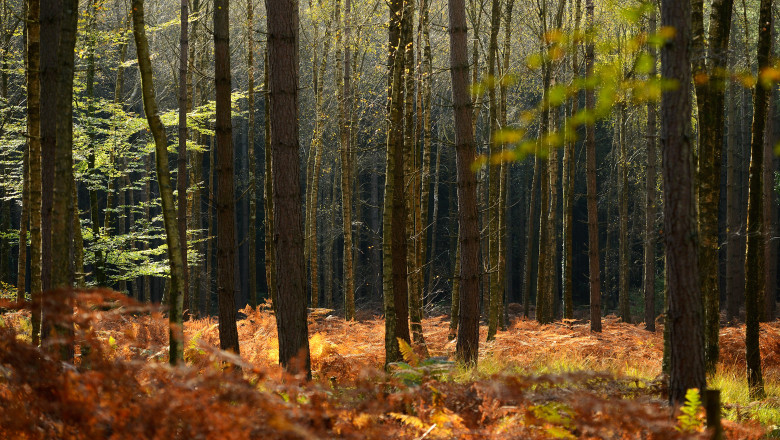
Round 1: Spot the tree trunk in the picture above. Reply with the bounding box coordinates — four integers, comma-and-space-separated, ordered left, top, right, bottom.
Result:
383, 0, 411, 365
214, 0, 240, 356
763, 86, 777, 322
132, 0, 186, 365
743, 0, 772, 400
725, 35, 741, 323
177, 0, 190, 316
692, 0, 734, 374
263, 49, 277, 313
338, 0, 355, 320
485, 0, 501, 341
661, 0, 705, 404
27, 0, 41, 344
618, 103, 630, 323
449, 0, 481, 365
643, 8, 657, 332
266, 0, 311, 377
562, 0, 581, 320
585, 0, 601, 332
17, 140, 28, 302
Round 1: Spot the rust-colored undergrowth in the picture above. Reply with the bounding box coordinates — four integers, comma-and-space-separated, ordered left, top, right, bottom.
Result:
0, 290, 775, 439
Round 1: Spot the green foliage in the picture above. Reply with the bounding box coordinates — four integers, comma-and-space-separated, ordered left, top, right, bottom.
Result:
676, 388, 704, 433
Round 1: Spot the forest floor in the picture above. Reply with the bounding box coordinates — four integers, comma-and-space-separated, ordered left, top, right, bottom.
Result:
1, 290, 779, 439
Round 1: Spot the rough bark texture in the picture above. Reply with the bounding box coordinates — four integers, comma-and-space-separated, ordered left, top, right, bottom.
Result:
692, 0, 734, 374
449, 0, 480, 365
643, 9, 657, 332
177, 0, 190, 315
339, 0, 355, 320
214, 0, 240, 356
744, 0, 772, 400
263, 49, 277, 313
132, 0, 186, 365
585, 0, 601, 332
27, 0, 41, 344
266, 0, 311, 377
485, 0, 501, 341
763, 88, 777, 322
562, 0, 581, 320
246, 0, 257, 308
618, 103, 630, 323
661, 0, 705, 404
383, 0, 411, 365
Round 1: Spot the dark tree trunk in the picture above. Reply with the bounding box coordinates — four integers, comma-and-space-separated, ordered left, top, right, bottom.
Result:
743, 0, 772, 400
266, 0, 311, 377
661, 0, 705, 404
214, 0, 240, 355
449, 0, 481, 365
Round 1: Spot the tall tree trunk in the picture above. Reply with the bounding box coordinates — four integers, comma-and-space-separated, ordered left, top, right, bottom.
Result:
178, 0, 190, 316
643, 8, 657, 332
585, 0, 601, 332
497, 0, 514, 329
263, 49, 277, 312
743, 0, 772, 400
418, 0, 433, 320
692, 0, 735, 374
726, 33, 741, 323
763, 87, 777, 322
132, 0, 186, 365
266, 0, 311, 377
214, 0, 240, 355
383, 0, 411, 365
402, 0, 425, 350
27, 0, 41, 344
17, 142, 28, 302
618, 103, 630, 323
246, 0, 257, 308
562, 0, 581, 320
661, 0, 705, 404
338, 0, 355, 320
449, 0, 481, 365
524, 158, 540, 318
485, 0, 501, 341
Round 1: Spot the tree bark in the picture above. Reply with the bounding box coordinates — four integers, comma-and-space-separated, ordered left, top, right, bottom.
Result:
643, 8, 657, 332
449, 0, 481, 365
383, 0, 411, 365
743, 0, 772, 400
763, 86, 777, 322
178, 0, 190, 316
338, 0, 355, 320
266, 0, 311, 377
661, 0, 705, 404
585, 0, 601, 332
485, 0, 501, 341
692, 0, 734, 374
132, 0, 186, 365
27, 0, 41, 344
214, 0, 240, 356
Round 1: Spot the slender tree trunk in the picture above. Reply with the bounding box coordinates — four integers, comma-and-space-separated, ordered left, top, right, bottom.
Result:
618, 103, 630, 323
132, 0, 186, 365
178, 0, 190, 316
338, 0, 355, 320
449, 0, 481, 365
266, 0, 311, 377
585, 0, 601, 332
418, 0, 433, 318
383, 0, 411, 365
726, 36, 741, 323
214, 0, 240, 355
562, 0, 581, 320
27, 0, 41, 344
17, 142, 28, 302
485, 0, 501, 340
763, 87, 777, 322
692, 0, 734, 374
497, 0, 514, 329
643, 8, 657, 332
263, 49, 277, 312
144, 153, 151, 303
743, 0, 772, 400
661, 0, 705, 404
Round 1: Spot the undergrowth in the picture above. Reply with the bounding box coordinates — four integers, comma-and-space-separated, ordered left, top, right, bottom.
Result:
0, 290, 776, 439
